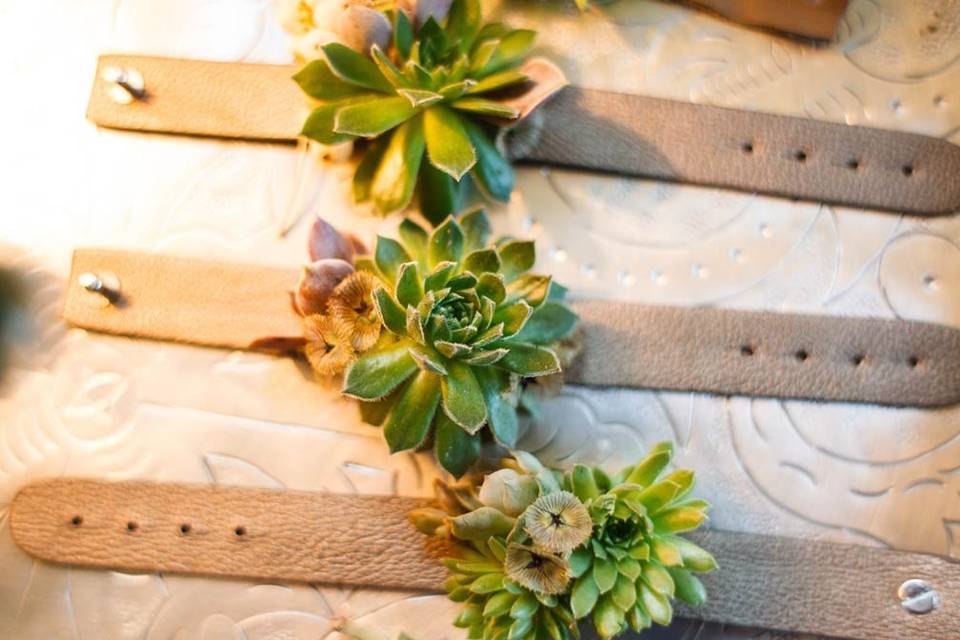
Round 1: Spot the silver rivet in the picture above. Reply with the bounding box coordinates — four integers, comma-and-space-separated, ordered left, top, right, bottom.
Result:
101, 66, 145, 104
78, 271, 120, 307
898, 579, 941, 614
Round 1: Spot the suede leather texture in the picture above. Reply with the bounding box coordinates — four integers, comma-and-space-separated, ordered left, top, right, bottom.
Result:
86, 55, 960, 216
11, 478, 960, 640
63, 250, 960, 407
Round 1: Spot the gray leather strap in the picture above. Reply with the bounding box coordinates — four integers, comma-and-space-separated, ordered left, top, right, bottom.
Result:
62, 249, 960, 407
565, 299, 960, 408
86, 54, 960, 216
10, 478, 960, 640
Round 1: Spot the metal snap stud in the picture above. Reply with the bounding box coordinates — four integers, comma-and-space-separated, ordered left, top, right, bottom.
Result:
898, 579, 940, 614
101, 66, 145, 104
78, 271, 121, 307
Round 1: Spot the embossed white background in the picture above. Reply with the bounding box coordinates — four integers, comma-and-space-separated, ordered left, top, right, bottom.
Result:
0, 0, 958, 638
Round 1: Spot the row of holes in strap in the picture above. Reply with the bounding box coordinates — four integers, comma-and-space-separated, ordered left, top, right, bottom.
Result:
740, 142, 916, 177
69, 516, 246, 538
738, 344, 921, 369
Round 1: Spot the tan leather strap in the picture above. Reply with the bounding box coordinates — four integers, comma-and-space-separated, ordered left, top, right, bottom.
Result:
10, 478, 451, 590
10, 478, 960, 640
63, 249, 960, 407
86, 55, 960, 216
688, 0, 848, 40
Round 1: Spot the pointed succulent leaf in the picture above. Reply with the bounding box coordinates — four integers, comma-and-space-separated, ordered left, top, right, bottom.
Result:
467, 68, 527, 95
447, 272, 478, 290
409, 345, 448, 375
650, 537, 683, 567
474, 322, 504, 347
446, 0, 482, 53
571, 464, 601, 502
637, 480, 683, 514
661, 469, 695, 503
653, 506, 706, 533
464, 348, 508, 366
375, 236, 412, 284
395, 261, 424, 307
453, 604, 482, 628
373, 287, 407, 335
483, 591, 515, 618
612, 573, 639, 615
593, 556, 618, 594
514, 301, 577, 344
370, 44, 411, 89
476, 272, 506, 303
428, 216, 465, 267
475, 367, 518, 447
463, 248, 501, 274
462, 118, 514, 201
322, 42, 393, 93
569, 546, 593, 578
485, 29, 536, 75
353, 137, 388, 202
506, 274, 551, 308
419, 162, 462, 226
424, 261, 458, 290
571, 573, 600, 619
451, 507, 516, 541
398, 219, 428, 264
469, 38, 500, 74
393, 9, 413, 59
435, 410, 481, 477
439, 79, 476, 100
459, 207, 491, 251
441, 360, 487, 433
406, 305, 426, 344
643, 563, 676, 598
301, 95, 375, 145
493, 300, 532, 337
382, 369, 442, 452
617, 557, 642, 581
424, 106, 477, 180
626, 442, 674, 487
343, 339, 418, 399
510, 591, 539, 619
372, 115, 425, 213
397, 88, 445, 108
498, 240, 536, 282
669, 535, 717, 572
639, 581, 673, 626
451, 97, 520, 119
668, 566, 707, 606
294, 59, 368, 100
497, 342, 561, 377
435, 340, 472, 359
334, 95, 417, 137
470, 572, 506, 594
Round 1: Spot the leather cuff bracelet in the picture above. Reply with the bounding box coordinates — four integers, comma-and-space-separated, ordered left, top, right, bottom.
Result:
64, 248, 960, 407
86, 54, 960, 216
11, 478, 960, 640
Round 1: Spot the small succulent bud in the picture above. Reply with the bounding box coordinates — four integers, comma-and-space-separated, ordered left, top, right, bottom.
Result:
338, 5, 392, 53
308, 216, 355, 263
295, 259, 354, 316
414, 0, 452, 26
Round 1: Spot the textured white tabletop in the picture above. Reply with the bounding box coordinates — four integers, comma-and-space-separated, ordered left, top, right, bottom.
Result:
1, 0, 958, 638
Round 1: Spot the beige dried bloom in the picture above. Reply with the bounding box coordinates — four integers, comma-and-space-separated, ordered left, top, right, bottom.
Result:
328, 270, 381, 351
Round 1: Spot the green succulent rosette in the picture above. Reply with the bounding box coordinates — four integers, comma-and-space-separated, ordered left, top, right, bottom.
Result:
409, 442, 715, 639
293, 0, 537, 221
342, 208, 578, 477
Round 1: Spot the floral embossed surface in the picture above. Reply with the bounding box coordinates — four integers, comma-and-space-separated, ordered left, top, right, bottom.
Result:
1, 0, 959, 638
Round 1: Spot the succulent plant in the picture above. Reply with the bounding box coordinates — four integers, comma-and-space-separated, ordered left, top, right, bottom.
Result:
293, 0, 540, 221
409, 444, 714, 640
342, 208, 577, 476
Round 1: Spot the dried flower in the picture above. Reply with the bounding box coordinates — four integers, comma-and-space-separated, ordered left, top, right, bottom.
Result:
295, 258, 355, 316
524, 490, 593, 553
504, 544, 571, 595
328, 270, 381, 350
303, 314, 355, 376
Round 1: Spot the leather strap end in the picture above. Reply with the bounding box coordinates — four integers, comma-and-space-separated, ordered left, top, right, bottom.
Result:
87, 54, 305, 141
688, 0, 849, 40
64, 248, 304, 351
10, 478, 452, 590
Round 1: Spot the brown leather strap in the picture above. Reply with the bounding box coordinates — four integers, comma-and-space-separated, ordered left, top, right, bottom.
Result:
10, 478, 960, 640
688, 0, 848, 40
10, 478, 451, 590
63, 249, 960, 407
86, 55, 960, 216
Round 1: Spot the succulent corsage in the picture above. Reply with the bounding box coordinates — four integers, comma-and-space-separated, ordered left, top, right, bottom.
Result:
409, 442, 716, 639
293, 209, 579, 476
292, 0, 564, 221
